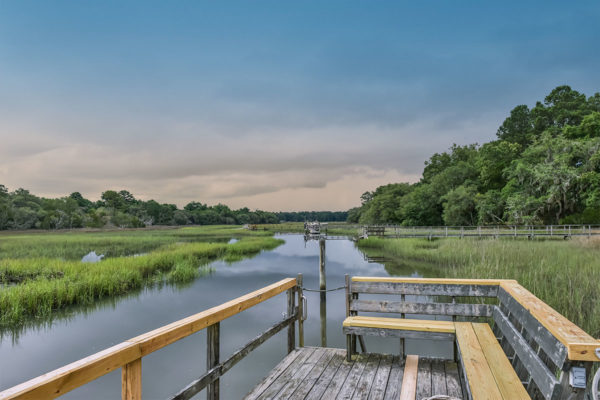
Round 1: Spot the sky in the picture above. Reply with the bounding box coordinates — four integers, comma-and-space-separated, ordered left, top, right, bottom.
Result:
1, 1, 599, 211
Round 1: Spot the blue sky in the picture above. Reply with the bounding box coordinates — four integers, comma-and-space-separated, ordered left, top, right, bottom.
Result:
1, 1, 599, 210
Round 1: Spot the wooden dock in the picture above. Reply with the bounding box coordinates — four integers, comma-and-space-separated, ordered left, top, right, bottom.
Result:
245, 347, 463, 400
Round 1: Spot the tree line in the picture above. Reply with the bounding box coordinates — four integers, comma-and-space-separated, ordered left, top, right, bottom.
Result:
349, 85, 600, 226
0, 187, 345, 230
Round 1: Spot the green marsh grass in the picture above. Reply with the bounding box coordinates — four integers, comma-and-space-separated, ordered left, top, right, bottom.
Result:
358, 237, 600, 337
0, 227, 283, 327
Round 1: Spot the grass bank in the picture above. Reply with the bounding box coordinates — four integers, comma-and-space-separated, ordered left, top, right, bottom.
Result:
358, 237, 600, 337
0, 227, 283, 326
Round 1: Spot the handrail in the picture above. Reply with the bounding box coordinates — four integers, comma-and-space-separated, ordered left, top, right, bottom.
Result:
350, 276, 600, 361
0, 278, 298, 400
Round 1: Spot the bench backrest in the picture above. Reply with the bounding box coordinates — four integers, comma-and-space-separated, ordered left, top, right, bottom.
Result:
347, 276, 599, 400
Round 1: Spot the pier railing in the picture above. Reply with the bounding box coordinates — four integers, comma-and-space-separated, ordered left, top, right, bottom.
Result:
349, 224, 600, 239
0, 277, 304, 400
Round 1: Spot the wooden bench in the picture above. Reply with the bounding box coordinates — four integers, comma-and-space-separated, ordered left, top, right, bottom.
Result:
456, 322, 529, 400
342, 276, 600, 400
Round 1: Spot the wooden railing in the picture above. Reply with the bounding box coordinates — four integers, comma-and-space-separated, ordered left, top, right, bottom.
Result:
0, 277, 304, 400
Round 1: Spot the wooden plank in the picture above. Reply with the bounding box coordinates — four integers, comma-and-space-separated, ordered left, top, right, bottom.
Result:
343, 316, 455, 333
273, 347, 330, 399
351, 299, 492, 317
416, 360, 431, 399
256, 347, 321, 400
352, 277, 512, 285
245, 347, 315, 400
454, 322, 503, 400
472, 323, 529, 400
352, 354, 381, 400
497, 287, 567, 368
344, 326, 455, 341
431, 361, 447, 396
493, 308, 560, 400
444, 362, 462, 399
287, 287, 296, 354
399, 355, 418, 400
303, 350, 345, 400
351, 281, 498, 297
335, 353, 372, 399
244, 348, 305, 399
121, 358, 142, 400
173, 314, 295, 400
367, 354, 392, 400
500, 281, 600, 361
130, 278, 297, 357
207, 323, 219, 400
319, 353, 356, 398
383, 356, 404, 400
0, 341, 142, 400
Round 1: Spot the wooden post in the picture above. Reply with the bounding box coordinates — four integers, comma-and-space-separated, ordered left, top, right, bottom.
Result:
319, 238, 326, 291
121, 358, 142, 400
207, 322, 220, 400
297, 274, 304, 348
287, 287, 296, 353
320, 291, 327, 348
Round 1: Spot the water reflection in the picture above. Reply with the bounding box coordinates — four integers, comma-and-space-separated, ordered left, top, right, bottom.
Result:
1, 234, 447, 399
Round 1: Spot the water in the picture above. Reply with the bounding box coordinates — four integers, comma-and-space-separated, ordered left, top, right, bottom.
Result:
0, 235, 448, 399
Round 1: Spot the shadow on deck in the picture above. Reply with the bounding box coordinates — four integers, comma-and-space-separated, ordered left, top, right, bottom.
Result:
245, 347, 463, 400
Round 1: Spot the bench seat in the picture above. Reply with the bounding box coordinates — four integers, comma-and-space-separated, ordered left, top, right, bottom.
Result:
456, 322, 529, 400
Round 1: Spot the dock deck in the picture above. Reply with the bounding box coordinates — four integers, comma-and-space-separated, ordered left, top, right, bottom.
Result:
245, 347, 463, 399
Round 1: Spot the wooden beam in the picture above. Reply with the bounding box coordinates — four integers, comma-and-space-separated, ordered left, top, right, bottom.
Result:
343, 316, 455, 333
121, 358, 142, 400
399, 355, 418, 400
0, 278, 297, 400
500, 281, 600, 361
350, 281, 499, 297
455, 322, 503, 400
352, 276, 514, 285
471, 323, 529, 400
351, 299, 492, 317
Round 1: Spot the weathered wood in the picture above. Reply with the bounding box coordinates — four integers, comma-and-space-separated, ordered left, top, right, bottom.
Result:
416, 360, 431, 399
243, 348, 304, 399
207, 322, 220, 400
497, 287, 568, 368
471, 323, 529, 399
351, 299, 493, 317
272, 347, 329, 399
303, 350, 345, 400
351, 281, 498, 297
336, 353, 371, 399
444, 361, 462, 398
345, 275, 351, 318
367, 354, 392, 400
399, 355, 418, 400
172, 314, 296, 400
383, 356, 404, 400
500, 281, 600, 362
431, 361, 447, 396
351, 354, 381, 399
121, 358, 142, 400
493, 308, 561, 400
344, 325, 455, 341
287, 287, 296, 353
297, 273, 304, 348
352, 276, 511, 285
319, 238, 326, 291
319, 353, 355, 398
455, 322, 503, 400
252, 347, 317, 400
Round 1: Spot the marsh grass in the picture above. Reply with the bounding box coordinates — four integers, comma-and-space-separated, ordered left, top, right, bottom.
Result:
0, 227, 283, 327
358, 237, 600, 337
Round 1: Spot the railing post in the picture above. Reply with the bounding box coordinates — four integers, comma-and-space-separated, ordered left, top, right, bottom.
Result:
287, 287, 296, 353
297, 273, 304, 348
122, 358, 142, 400
207, 322, 220, 400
